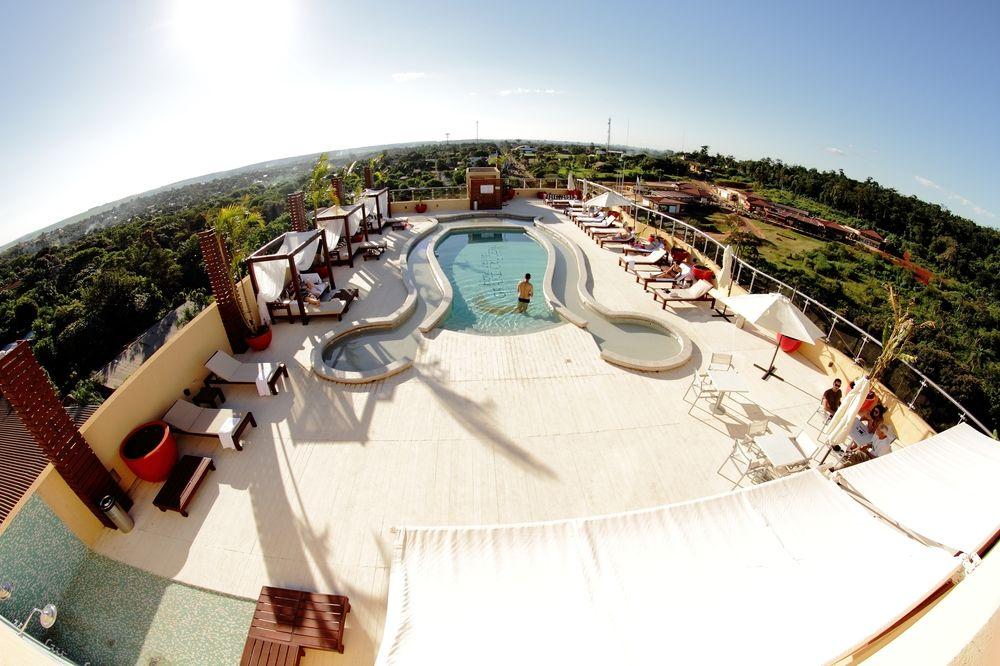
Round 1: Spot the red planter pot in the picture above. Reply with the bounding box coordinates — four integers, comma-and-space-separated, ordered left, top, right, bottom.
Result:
246, 327, 272, 351
120, 421, 177, 482
692, 266, 715, 282
536, 191, 547, 199
415, 202, 428, 213
778, 334, 802, 353
671, 248, 690, 263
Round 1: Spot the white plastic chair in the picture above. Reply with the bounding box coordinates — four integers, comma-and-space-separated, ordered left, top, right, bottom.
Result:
708, 352, 733, 371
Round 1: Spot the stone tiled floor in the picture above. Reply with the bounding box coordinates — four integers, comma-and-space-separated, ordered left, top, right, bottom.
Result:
93, 200, 831, 665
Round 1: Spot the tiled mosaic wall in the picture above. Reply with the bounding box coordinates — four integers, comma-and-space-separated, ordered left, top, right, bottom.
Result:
0, 497, 254, 665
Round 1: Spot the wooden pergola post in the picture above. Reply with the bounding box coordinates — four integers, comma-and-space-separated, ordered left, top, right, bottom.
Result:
287, 191, 308, 232
198, 229, 251, 351
0, 342, 131, 529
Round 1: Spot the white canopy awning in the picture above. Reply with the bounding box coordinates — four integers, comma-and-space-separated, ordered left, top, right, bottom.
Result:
377, 471, 959, 666
837, 423, 1000, 555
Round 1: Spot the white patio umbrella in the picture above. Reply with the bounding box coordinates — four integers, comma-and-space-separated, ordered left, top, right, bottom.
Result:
584, 190, 632, 209
722, 292, 824, 381
717, 245, 734, 292
566, 172, 576, 190
818, 375, 870, 462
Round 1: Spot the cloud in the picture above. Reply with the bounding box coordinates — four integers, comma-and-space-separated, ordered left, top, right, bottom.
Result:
914, 175, 995, 219
498, 88, 562, 96
392, 72, 426, 83
824, 147, 846, 156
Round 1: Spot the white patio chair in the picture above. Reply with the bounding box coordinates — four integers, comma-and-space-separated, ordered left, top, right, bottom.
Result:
683, 371, 716, 405
708, 353, 733, 371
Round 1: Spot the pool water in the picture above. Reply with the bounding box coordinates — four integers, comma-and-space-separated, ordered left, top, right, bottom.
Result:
435, 229, 561, 335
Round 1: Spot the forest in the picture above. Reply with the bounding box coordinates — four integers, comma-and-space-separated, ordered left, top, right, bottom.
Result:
0, 141, 996, 433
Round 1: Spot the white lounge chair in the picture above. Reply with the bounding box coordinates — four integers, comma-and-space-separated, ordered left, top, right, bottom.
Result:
162, 400, 256, 451
618, 249, 667, 272
652, 280, 716, 309
205, 350, 288, 396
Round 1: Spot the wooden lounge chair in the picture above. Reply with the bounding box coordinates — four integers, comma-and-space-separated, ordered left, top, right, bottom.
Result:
651, 279, 716, 309
618, 249, 667, 272
205, 350, 288, 396
162, 399, 256, 451
241, 586, 351, 666
599, 233, 635, 248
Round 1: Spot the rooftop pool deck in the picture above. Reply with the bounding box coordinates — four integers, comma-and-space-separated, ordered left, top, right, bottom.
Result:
90, 199, 834, 666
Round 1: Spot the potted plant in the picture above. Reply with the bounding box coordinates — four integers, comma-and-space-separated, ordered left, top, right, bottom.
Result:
246, 324, 272, 351
212, 201, 273, 350
869, 283, 935, 385
415, 201, 428, 214
120, 420, 178, 482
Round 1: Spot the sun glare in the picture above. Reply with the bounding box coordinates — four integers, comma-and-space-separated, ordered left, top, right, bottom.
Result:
168, 0, 293, 64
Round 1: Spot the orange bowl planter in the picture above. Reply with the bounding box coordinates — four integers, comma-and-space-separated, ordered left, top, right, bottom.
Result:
778, 334, 802, 353
415, 202, 428, 213
120, 421, 177, 482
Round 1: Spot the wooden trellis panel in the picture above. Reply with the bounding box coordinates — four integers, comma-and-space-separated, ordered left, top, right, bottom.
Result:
198, 229, 250, 352
0, 342, 130, 529
363, 165, 373, 189
287, 191, 308, 232
330, 176, 345, 205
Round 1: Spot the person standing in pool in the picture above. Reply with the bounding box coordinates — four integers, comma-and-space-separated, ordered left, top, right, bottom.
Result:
516, 273, 533, 313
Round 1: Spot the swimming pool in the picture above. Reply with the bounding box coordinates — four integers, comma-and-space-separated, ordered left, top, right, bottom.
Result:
313, 215, 691, 383
435, 229, 561, 335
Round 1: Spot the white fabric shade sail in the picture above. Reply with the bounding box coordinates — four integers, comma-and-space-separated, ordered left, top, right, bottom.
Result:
822, 375, 870, 448
377, 470, 961, 666
583, 190, 632, 209
837, 423, 1000, 555
250, 231, 321, 324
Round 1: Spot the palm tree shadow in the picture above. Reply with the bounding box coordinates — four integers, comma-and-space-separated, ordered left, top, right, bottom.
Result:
412, 363, 557, 479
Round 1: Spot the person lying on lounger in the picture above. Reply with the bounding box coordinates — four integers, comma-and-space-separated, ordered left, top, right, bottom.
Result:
297, 277, 324, 306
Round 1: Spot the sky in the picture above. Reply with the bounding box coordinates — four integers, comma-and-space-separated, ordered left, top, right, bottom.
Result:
0, 0, 998, 246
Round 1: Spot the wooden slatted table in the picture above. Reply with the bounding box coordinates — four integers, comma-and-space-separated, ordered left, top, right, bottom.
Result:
153, 455, 214, 517
241, 586, 350, 665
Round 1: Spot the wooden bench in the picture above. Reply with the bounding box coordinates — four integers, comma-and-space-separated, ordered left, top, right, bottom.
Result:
241, 586, 350, 665
153, 455, 214, 517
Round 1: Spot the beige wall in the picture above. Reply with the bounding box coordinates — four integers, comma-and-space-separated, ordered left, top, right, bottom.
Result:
389, 198, 469, 214
35, 467, 104, 546
78, 303, 232, 488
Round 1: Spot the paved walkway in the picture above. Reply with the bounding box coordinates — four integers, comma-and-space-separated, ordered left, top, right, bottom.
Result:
93, 200, 830, 665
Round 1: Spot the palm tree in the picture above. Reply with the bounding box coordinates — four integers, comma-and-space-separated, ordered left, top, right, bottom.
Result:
307, 153, 331, 218
869, 283, 935, 385
212, 200, 266, 331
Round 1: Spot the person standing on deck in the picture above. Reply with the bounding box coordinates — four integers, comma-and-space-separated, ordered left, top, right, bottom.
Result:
516, 273, 533, 313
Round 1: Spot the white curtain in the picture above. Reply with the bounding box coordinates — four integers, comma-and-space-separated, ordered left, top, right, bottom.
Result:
363, 189, 388, 221
318, 209, 364, 250
252, 232, 321, 324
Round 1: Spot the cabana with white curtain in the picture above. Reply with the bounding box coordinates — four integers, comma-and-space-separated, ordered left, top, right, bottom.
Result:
316, 202, 367, 267
246, 229, 345, 325
361, 187, 391, 234
376, 470, 963, 665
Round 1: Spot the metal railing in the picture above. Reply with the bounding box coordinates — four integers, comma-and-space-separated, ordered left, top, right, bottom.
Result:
389, 186, 467, 202
581, 179, 993, 436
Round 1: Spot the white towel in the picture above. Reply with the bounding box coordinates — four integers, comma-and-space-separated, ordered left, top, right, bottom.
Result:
219, 417, 242, 450
255, 366, 270, 397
